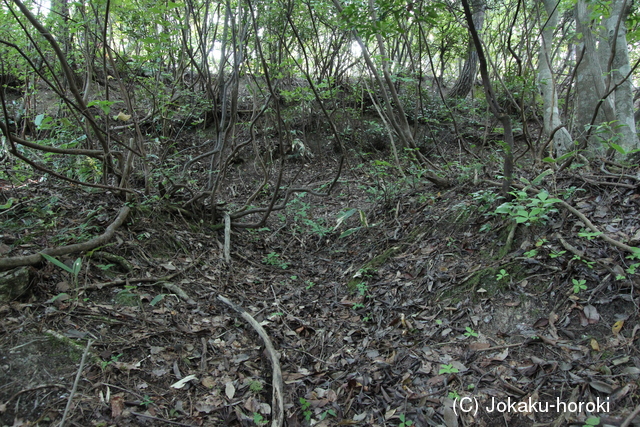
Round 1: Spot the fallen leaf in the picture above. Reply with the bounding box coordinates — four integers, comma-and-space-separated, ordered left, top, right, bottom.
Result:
225, 381, 235, 399
583, 305, 600, 324
589, 380, 614, 394
621, 367, 640, 376
612, 356, 630, 366
161, 262, 176, 271
533, 318, 549, 329
612, 320, 624, 335
609, 384, 631, 403
170, 375, 198, 389
201, 376, 216, 388
111, 394, 125, 418
115, 111, 131, 121
443, 403, 458, 427
469, 342, 491, 351
590, 338, 600, 351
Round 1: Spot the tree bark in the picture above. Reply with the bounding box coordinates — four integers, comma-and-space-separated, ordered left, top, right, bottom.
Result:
538, 0, 573, 157
601, 0, 639, 153
460, 0, 513, 195
447, 0, 485, 99
575, 0, 617, 153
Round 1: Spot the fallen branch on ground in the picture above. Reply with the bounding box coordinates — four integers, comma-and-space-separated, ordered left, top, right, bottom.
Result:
217, 295, 284, 427
0, 206, 131, 271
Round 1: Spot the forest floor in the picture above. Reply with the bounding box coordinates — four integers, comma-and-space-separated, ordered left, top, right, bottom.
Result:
1, 137, 640, 427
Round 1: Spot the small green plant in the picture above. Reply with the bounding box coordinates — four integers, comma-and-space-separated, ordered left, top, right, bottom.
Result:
439, 364, 459, 374
262, 252, 288, 269
299, 397, 312, 421
549, 250, 566, 259
448, 390, 461, 399
572, 278, 587, 294
320, 409, 336, 420
335, 208, 370, 238
464, 327, 478, 338
116, 285, 138, 306
496, 269, 509, 281
305, 280, 315, 289
249, 381, 263, 393
583, 416, 600, 427
253, 413, 268, 426
625, 250, 640, 275
100, 353, 123, 370
356, 281, 368, 296
578, 229, 602, 240
141, 395, 153, 407
494, 190, 561, 225
41, 253, 82, 287
470, 189, 501, 214
523, 249, 538, 258
287, 194, 332, 237
572, 255, 595, 269
398, 413, 414, 427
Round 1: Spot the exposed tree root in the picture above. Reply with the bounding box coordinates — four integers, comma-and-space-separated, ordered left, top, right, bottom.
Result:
0, 205, 130, 271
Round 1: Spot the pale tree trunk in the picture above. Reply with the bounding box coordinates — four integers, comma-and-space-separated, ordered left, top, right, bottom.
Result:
574, 0, 637, 155
448, 0, 485, 99
538, 0, 573, 157
600, 0, 639, 153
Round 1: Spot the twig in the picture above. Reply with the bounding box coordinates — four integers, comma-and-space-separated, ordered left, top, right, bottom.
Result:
2, 384, 67, 406
474, 342, 527, 352
580, 175, 636, 189
224, 213, 231, 263
621, 403, 640, 427
77, 253, 204, 291
59, 339, 93, 427
558, 200, 636, 253
130, 411, 197, 426
217, 295, 284, 427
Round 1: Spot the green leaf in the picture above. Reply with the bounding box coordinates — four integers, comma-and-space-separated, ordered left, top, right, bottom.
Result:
150, 294, 166, 306
495, 203, 512, 214
0, 198, 14, 209
334, 208, 358, 230
71, 258, 82, 276
339, 227, 362, 238
41, 253, 74, 274
609, 143, 626, 154
34, 113, 45, 127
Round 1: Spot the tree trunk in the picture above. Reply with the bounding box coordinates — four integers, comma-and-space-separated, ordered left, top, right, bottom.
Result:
601, 0, 639, 154
460, 0, 513, 196
574, 0, 637, 155
538, 0, 573, 157
447, 0, 485, 99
